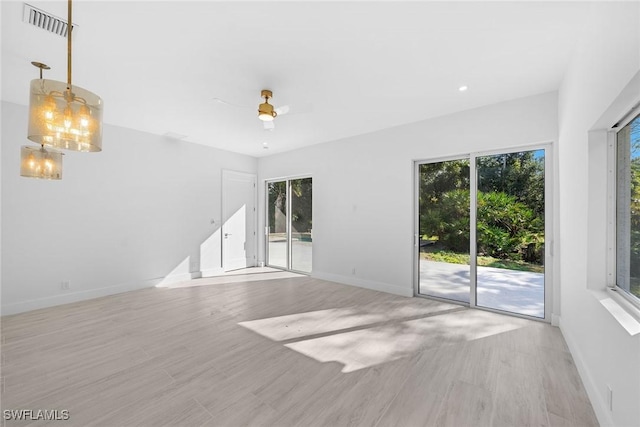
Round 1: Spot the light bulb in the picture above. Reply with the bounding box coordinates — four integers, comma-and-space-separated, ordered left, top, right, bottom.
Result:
43, 95, 57, 122
63, 105, 73, 129
78, 105, 90, 128
259, 112, 274, 122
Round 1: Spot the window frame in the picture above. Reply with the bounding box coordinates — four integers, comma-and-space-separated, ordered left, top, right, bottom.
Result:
609, 107, 640, 309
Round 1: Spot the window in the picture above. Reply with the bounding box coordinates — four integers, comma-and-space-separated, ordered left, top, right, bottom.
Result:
616, 113, 640, 303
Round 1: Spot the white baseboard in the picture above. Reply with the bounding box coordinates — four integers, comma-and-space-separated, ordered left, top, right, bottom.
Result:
559, 317, 614, 427
551, 313, 561, 326
311, 271, 413, 298
1, 277, 161, 316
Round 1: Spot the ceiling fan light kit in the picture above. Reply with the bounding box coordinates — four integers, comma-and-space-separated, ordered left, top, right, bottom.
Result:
23, 0, 103, 180
258, 89, 277, 121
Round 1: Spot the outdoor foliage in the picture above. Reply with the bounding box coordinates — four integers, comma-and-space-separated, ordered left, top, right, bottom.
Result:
419, 152, 545, 264
477, 191, 544, 262
477, 152, 544, 217
628, 119, 640, 289
267, 178, 312, 234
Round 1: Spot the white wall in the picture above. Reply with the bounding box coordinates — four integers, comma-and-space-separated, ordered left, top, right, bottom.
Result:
557, 2, 640, 426
258, 91, 558, 298
1, 101, 257, 315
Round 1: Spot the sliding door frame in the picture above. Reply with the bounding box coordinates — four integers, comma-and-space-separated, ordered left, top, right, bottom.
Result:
265, 175, 313, 275
413, 143, 553, 322
413, 154, 472, 306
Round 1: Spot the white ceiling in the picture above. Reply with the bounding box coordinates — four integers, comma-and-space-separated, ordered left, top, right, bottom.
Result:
1, 1, 593, 157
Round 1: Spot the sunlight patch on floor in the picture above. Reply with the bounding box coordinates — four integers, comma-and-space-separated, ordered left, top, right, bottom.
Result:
241, 305, 528, 372
238, 300, 457, 341
158, 270, 303, 289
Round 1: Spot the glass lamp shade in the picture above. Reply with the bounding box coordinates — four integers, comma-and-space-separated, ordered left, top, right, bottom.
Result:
20, 146, 64, 180
28, 79, 103, 152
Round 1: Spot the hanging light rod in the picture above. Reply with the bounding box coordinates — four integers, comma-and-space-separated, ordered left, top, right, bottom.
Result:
31, 61, 50, 79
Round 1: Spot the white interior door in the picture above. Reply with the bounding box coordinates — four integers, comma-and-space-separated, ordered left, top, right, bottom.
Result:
222, 170, 257, 271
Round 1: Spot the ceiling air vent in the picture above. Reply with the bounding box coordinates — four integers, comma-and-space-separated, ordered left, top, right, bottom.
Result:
22, 3, 77, 37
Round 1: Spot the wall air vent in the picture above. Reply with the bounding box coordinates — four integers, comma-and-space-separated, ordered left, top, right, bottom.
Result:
22, 3, 77, 37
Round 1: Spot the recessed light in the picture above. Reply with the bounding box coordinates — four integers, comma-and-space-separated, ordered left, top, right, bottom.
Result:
459, 85, 468, 92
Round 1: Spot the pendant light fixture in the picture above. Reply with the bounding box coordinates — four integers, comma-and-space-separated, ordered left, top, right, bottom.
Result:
21, 62, 64, 181
20, 145, 64, 180
27, 0, 103, 152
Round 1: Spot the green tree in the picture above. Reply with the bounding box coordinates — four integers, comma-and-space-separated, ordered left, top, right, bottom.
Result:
268, 178, 313, 235
268, 181, 287, 233
628, 120, 640, 279
477, 151, 544, 217
419, 159, 470, 240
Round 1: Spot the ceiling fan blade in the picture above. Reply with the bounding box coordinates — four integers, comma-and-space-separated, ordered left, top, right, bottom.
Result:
211, 98, 253, 109
275, 105, 290, 116
263, 121, 275, 131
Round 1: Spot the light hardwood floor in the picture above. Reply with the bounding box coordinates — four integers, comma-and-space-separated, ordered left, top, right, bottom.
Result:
1, 273, 598, 427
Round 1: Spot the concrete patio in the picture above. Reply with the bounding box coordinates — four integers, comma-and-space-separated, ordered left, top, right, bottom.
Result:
419, 260, 544, 318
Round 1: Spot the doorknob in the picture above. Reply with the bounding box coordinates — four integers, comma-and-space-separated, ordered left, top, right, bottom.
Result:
224, 233, 232, 238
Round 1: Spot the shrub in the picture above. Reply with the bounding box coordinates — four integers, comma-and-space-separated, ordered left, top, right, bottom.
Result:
420, 189, 544, 263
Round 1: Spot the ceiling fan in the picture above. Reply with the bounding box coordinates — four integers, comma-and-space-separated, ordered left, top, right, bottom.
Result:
211, 89, 292, 131
257, 90, 289, 130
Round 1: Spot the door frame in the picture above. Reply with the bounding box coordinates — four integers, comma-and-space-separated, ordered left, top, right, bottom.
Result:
413, 143, 553, 322
222, 169, 258, 271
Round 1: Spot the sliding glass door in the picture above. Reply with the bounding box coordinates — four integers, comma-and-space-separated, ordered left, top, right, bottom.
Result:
267, 181, 288, 269
416, 147, 549, 320
291, 178, 313, 272
418, 159, 471, 303
476, 150, 545, 317
267, 177, 313, 273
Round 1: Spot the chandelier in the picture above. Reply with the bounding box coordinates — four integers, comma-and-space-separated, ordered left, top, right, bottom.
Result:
22, 0, 103, 180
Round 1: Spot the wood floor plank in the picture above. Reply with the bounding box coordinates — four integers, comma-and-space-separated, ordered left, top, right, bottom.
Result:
435, 380, 494, 427
491, 355, 548, 426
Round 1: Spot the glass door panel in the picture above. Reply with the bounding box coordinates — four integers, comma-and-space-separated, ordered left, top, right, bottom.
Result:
476, 149, 545, 318
418, 159, 471, 302
267, 181, 288, 268
290, 178, 313, 273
